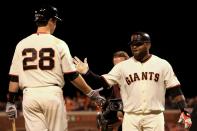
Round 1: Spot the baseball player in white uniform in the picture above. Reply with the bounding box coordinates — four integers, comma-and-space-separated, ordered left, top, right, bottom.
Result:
5, 5, 105, 131
74, 32, 192, 131
73, 51, 130, 131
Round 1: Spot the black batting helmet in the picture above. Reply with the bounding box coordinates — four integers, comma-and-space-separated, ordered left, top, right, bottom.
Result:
34, 5, 62, 22
128, 32, 151, 46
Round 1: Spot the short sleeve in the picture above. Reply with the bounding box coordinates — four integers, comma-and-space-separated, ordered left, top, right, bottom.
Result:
9, 46, 20, 76
163, 60, 180, 88
102, 64, 121, 86
60, 42, 76, 73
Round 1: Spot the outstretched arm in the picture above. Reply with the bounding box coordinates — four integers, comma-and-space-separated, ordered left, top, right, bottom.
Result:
65, 71, 106, 107
73, 56, 110, 89
69, 73, 92, 94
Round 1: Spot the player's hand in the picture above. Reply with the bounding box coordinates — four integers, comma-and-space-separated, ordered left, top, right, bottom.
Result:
117, 111, 124, 121
5, 102, 17, 120
87, 88, 106, 107
178, 110, 192, 129
73, 56, 89, 74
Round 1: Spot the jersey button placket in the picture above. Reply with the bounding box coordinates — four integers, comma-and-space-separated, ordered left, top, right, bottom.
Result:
141, 63, 147, 112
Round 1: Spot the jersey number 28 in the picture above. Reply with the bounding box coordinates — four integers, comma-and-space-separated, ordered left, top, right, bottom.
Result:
22, 48, 54, 70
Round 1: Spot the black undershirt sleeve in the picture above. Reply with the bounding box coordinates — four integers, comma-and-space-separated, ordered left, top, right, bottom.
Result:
168, 86, 187, 111
64, 72, 79, 81
168, 85, 183, 98
84, 70, 110, 90
9, 75, 19, 82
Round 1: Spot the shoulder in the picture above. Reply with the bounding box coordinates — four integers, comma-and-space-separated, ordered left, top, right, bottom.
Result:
152, 55, 172, 68
112, 57, 134, 70
15, 34, 33, 49
49, 35, 69, 50
152, 55, 168, 63
50, 35, 67, 45
119, 57, 135, 65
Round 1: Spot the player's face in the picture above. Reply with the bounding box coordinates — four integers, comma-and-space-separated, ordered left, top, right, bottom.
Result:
130, 42, 150, 61
113, 57, 126, 65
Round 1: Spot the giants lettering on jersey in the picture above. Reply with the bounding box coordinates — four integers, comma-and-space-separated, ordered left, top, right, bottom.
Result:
125, 72, 160, 85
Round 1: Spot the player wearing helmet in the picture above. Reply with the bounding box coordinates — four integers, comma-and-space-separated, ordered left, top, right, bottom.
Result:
74, 32, 192, 131
34, 5, 62, 22
74, 51, 130, 131
5, 5, 105, 131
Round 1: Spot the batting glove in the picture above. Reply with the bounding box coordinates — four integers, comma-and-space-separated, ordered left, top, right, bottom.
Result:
5, 102, 17, 120
178, 110, 192, 129
87, 88, 106, 107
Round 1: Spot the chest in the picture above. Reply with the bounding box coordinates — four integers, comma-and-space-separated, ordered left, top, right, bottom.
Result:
121, 61, 164, 83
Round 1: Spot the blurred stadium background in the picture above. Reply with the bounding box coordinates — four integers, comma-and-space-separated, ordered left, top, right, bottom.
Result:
1, 93, 197, 131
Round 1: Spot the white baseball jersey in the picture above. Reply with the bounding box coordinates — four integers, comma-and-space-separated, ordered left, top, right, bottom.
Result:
9, 33, 76, 89
9, 33, 76, 131
102, 55, 180, 113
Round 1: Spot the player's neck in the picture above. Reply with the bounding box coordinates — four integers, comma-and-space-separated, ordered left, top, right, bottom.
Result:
141, 54, 151, 63
37, 27, 51, 34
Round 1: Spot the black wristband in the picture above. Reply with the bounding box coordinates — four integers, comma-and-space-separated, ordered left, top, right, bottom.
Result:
84, 69, 91, 76
177, 100, 187, 112
7, 92, 18, 103
64, 72, 79, 81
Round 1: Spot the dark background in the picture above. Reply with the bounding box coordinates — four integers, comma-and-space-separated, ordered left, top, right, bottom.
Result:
0, 1, 196, 101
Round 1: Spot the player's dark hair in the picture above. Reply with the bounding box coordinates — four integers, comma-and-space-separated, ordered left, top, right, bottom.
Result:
35, 17, 56, 27
35, 21, 48, 27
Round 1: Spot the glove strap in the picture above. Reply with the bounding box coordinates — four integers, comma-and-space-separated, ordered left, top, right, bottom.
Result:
7, 92, 17, 103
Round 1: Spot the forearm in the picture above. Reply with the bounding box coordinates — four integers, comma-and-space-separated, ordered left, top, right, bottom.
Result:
7, 82, 19, 103
168, 86, 187, 111
9, 81, 19, 92
9, 75, 19, 91
71, 74, 92, 94
174, 95, 187, 111
8, 75, 19, 103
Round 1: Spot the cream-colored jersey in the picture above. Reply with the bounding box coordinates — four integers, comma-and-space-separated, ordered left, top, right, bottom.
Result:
9, 33, 76, 89
102, 55, 180, 113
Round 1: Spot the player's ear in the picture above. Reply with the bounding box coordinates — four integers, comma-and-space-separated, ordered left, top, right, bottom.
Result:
146, 42, 151, 49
